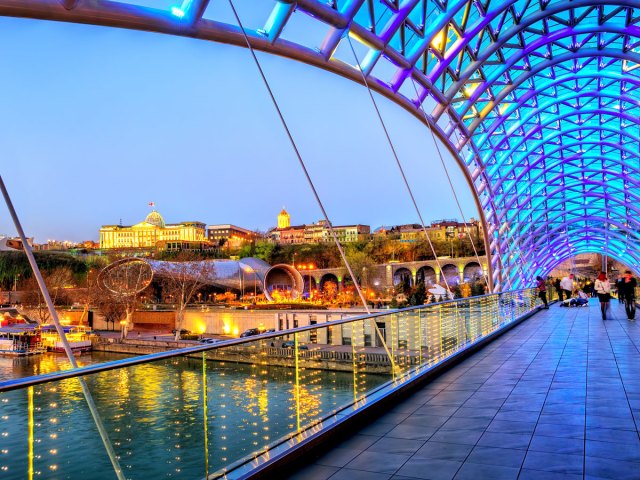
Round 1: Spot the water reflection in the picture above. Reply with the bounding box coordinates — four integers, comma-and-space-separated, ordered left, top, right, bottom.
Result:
0, 353, 387, 479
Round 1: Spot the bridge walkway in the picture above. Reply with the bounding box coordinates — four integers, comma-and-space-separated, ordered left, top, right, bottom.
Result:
286, 299, 640, 479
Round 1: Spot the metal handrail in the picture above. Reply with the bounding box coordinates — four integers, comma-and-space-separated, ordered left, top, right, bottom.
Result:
0, 289, 532, 392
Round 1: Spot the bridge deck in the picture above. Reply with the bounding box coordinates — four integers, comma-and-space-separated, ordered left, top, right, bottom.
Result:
287, 299, 640, 479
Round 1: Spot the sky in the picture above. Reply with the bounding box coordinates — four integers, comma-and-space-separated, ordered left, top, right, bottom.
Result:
0, 10, 479, 243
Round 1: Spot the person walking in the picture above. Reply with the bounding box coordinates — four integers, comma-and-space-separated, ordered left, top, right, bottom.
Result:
618, 270, 637, 320
560, 274, 574, 303
594, 272, 611, 320
554, 278, 563, 301
536, 276, 549, 309
615, 275, 624, 304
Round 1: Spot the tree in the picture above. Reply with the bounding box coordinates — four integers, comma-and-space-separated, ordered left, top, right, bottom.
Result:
253, 241, 277, 263
75, 268, 103, 325
22, 267, 75, 323
410, 281, 427, 306
95, 294, 127, 331
155, 253, 216, 340
322, 281, 338, 302
344, 246, 375, 287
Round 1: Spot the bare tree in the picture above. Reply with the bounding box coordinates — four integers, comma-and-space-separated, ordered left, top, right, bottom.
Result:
94, 294, 127, 331
156, 252, 215, 340
75, 268, 102, 326
22, 267, 74, 323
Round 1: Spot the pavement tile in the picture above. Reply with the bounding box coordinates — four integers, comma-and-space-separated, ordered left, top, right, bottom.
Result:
316, 447, 365, 467
518, 469, 582, 480
585, 439, 640, 462
338, 434, 380, 451
451, 407, 499, 419
413, 405, 460, 417
528, 435, 585, 455
386, 424, 438, 441
534, 422, 584, 439
408, 415, 451, 428
440, 416, 492, 431
465, 445, 526, 468
486, 419, 537, 435
413, 441, 473, 462
493, 409, 540, 423
587, 415, 638, 431
366, 437, 425, 456
522, 450, 584, 475
537, 413, 585, 426
585, 456, 640, 480
476, 431, 532, 449
453, 463, 519, 480
345, 451, 411, 475
327, 468, 393, 480
395, 458, 462, 480
428, 429, 484, 445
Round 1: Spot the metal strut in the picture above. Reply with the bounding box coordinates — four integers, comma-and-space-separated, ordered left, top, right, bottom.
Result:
0, 175, 126, 480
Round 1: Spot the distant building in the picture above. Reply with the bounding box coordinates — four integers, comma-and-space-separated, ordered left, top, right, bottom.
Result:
207, 224, 260, 249
271, 209, 370, 245
277, 208, 290, 229
99, 209, 206, 250
0, 236, 33, 251
374, 219, 481, 243
429, 219, 481, 243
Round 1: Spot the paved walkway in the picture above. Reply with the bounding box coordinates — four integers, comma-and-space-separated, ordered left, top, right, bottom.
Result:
287, 299, 640, 479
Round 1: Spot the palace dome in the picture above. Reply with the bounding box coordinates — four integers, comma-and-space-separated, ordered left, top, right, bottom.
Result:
145, 210, 166, 228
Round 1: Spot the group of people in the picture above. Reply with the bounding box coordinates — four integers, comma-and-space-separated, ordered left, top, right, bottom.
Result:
537, 271, 637, 320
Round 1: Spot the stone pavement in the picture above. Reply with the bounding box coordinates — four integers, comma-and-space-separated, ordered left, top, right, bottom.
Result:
287, 299, 640, 479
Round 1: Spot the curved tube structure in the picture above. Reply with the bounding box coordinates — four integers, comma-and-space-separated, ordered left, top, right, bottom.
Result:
98, 257, 304, 301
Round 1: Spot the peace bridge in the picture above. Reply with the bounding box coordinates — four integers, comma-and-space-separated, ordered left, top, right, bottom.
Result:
1, 0, 640, 478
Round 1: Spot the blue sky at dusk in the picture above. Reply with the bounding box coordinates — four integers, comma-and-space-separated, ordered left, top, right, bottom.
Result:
0, 14, 478, 243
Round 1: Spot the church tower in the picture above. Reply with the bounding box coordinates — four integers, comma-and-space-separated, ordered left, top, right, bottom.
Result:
277, 207, 290, 229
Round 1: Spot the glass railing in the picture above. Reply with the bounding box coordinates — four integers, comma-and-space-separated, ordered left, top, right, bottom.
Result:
0, 288, 539, 479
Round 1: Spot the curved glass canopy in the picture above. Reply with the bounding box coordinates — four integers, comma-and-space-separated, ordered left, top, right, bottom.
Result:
6, 0, 640, 289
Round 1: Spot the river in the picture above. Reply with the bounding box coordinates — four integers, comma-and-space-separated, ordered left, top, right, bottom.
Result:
0, 351, 388, 479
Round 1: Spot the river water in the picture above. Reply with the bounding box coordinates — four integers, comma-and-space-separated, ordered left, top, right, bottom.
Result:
0, 351, 388, 479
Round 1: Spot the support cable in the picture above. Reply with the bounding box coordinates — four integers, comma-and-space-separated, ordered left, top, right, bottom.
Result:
225, 1, 369, 313
345, 34, 455, 295
409, 79, 494, 291
0, 175, 125, 480
226, 1, 400, 375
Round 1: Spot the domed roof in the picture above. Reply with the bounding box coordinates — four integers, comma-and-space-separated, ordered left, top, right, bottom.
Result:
279, 207, 289, 216
144, 210, 166, 228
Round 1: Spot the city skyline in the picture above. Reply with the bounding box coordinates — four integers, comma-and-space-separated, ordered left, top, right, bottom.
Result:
2, 204, 477, 245
0, 15, 478, 244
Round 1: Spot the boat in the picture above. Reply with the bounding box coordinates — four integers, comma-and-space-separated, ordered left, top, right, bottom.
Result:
39, 325, 93, 353
0, 326, 45, 356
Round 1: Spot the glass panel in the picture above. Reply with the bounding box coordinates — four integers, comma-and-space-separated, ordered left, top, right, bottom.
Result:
0, 290, 539, 478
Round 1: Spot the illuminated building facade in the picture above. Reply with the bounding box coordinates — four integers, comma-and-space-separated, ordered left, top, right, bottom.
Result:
272, 210, 370, 245
376, 220, 481, 243
208, 224, 260, 249
99, 210, 206, 250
